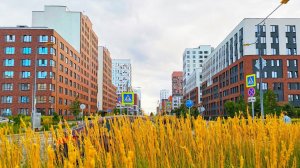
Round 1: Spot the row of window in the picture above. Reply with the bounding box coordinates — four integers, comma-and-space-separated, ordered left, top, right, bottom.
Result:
255, 48, 297, 55
185, 55, 209, 59
186, 51, 209, 54
4, 35, 56, 43
2, 59, 56, 67
3, 71, 54, 79
255, 25, 296, 33
1, 96, 54, 104
4, 47, 55, 55
2, 83, 55, 91
0, 108, 65, 116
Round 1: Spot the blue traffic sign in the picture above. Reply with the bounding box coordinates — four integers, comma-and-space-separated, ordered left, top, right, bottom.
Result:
246, 74, 256, 88
185, 100, 194, 108
248, 87, 255, 97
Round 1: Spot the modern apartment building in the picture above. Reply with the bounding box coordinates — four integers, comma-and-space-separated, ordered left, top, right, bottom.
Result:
160, 89, 170, 100
32, 5, 98, 114
0, 27, 92, 116
172, 71, 183, 109
97, 46, 117, 112
201, 18, 300, 117
112, 59, 132, 95
132, 87, 142, 115
184, 68, 203, 107
182, 45, 213, 94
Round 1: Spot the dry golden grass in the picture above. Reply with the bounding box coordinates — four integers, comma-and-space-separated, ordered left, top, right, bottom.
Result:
0, 115, 299, 168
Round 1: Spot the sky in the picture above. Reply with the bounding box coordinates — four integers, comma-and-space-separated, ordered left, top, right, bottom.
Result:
1, 0, 299, 114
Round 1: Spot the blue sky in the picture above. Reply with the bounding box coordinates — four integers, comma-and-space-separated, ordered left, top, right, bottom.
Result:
1, 0, 299, 113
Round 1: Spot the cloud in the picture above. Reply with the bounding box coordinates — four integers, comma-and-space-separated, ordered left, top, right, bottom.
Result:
1, 0, 299, 114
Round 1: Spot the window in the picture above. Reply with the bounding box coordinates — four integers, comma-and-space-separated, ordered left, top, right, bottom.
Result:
294, 60, 297, 66
49, 84, 55, 91
49, 96, 55, 104
294, 48, 297, 55
288, 71, 292, 78
3, 59, 14, 66
60, 42, 64, 50
21, 71, 30, 78
271, 60, 274, 66
18, 108, 29, 115
36, 96, 46, 103
5, 35, 15, 42
22, 35, 32, 42
204, 51, 208, 54
286, 25, 296, 32
1, 96, 12, 103
38, 59, 47, 66
20, 59, 30, 67
277, 60, 280, 66
50, 48, 56, 55
272, 71, 278, 78
261, 37, 266, 43
37, 84, 47, 90
22, 47, 32, 54
19, 96, 29, 103
293, 37, 296, 44
59, 64, 63, 71
288, 95, 293, 101
49, 72, 55, 79
287, 60, 290, 67
271, 48, 277, 55
5, 47, 15, 54
20, 83, 30, 91
65, 57, 68, 64
1, 109, 12, 116
38, 47, 48, 54
3, 71, 14, 78
271, 25, 276, 32
60, 54, 64, 61
50, 60, 56, 67
37, 71, 47, 78
50, 36, 56, 43
264, 71, 268, 78
39, 35, 48, 42
287, 48, 292, 55
256, 71, 260, 78
295, 71, 298, 78
2, 84, 13, 91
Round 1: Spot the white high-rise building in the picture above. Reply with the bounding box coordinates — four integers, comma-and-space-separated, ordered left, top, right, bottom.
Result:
32, 5, 82, 52
112, 59, 132, 95
160, 89, 170, 100
183, 45, 213, 94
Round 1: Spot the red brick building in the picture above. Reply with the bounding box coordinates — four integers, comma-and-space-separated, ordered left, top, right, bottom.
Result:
172, 71, 183, 96
202, 55, 300, 116
97, 46, 117, 112
0, 27, 96, 116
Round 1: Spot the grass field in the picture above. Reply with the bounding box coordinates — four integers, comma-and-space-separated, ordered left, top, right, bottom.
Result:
0, 115, 299, 167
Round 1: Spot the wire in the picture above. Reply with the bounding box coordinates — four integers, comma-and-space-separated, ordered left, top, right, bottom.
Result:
258, 3, 283, 25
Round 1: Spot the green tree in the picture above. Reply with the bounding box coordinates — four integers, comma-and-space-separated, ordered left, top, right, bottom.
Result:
113, 108, 120, 115
52, 112, 60, 124
254, 89, 279, 116
263, 90, 278, 115
282, 103, 296, 117
236, 96, 247, 116
224, 101, 236, 117
70, 97, 81, 119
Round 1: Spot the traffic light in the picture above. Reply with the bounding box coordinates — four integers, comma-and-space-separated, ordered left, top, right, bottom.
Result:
281, 0, 289, 4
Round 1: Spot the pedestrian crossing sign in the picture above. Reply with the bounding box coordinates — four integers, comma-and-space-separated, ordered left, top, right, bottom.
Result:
122, 92, 134, 106
246, 74, 256, 88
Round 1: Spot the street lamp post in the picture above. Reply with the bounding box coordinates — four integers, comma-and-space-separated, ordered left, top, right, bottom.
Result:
257, 25, 265, 120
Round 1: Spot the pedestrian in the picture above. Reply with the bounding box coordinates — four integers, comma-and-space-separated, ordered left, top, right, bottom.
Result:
283, 111, 291, 124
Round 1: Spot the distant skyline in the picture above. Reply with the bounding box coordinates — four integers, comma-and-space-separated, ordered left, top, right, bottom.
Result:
1, 0, 299, 113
